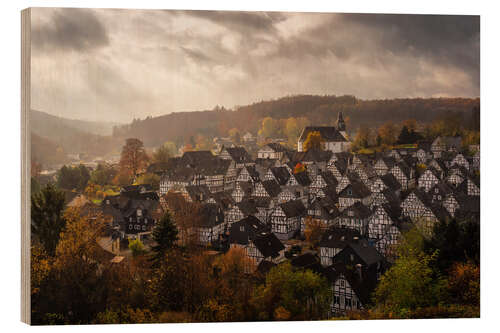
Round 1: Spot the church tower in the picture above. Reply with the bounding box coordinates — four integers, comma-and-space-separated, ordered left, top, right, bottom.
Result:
337, 111, 347, 139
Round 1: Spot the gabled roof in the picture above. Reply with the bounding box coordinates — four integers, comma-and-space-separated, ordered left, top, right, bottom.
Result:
236, 199, 258, 216
229, 215, 267, 245
261, 179, 282, 197
300, 149, 333, 163
261, 142, 288, 152
339, 179, 371, 199
380, 173, 402, 191
209, 191, 235, 210
185, 185, 211, 202
198, 203, 225, 228
252, 231, 285, 258
291, 170, 312, 186
339, 241, 385, 267
224, 147, 253, 163
242, 165, 261, 182
299, 126, 347, 142
290, 252, 324, 274
404, 188, 432, 207
269, 166, 291, 185
279, 199, 306, 218
318, 227, 362, 249
324, 263, 379, 305
340, 202, 372, 219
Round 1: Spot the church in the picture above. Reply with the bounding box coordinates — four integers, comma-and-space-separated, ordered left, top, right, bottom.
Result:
297, 112, 351, 153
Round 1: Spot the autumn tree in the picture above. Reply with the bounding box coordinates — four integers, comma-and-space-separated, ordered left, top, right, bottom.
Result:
294, 162, 306, 174
57, 164, 91, 191
163, 192, 202, 247
136, 173, 161, 191
377, 122, 398, 146
251, 262, 331, 320
285, 117, 309, 148
228, 128, 241, 144
119, 138, 149, 180
303, 131, 325, 151
374, 228, 447, 315
129, 238, 146, 257
304, 217, 326, 248
352, 126, 372, 150
31, 184, 67, 256
152, 144, 173, 165
447, 262, 480, 306
197, 247, 256, 321
90, 163, 117, 186
32, 208, 108, 324
258, 117, 281, 139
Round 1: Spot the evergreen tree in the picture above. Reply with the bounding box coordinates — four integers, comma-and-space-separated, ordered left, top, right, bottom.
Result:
31, 183, 67, 256
151, 212, 179, 265
397, 125, 411, 144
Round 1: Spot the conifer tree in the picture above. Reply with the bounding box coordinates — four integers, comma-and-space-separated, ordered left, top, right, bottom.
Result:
151, 212, 179, 265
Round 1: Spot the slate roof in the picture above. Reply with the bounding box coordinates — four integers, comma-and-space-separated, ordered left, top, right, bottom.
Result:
263, 143, 288, 152
318, 227, 363, 249
261, 179, 282, 197
185, 185, 211, 202
269, 166, 291, 185
198, 203, 225, 228
324, 263, 379, 306
290, 252, 324, 274
228, 215, 267, 245
224, 147, 253, 164
280, 199, 306, 218
209, 191, 235, 210
299, 126, 347, 142
252, 231, 285, 258
380, 173, 402, 191
340, 202, 372, 219
339, 179, 372, 199
291, 171, 312, 186
236, 199, 259, 216
301, 149, 333, 163
340, 241, 385, 267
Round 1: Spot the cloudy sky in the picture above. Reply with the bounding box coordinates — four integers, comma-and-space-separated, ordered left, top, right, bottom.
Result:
31, 8, 480, 123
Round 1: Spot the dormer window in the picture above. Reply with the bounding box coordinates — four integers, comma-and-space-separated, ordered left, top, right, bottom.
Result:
137, 209, 142, 217
240, 226, 245, 232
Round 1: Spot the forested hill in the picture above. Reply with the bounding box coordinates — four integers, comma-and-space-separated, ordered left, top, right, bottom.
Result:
30, 110, 122, 165
31, 109, 120, 136
112, 95, 480, 148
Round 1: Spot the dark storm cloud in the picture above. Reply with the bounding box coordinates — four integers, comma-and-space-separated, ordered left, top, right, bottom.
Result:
32, 8, 109, 52
340, 14, 479, 71
31, 9, 480, 123
181, 10, 287, 33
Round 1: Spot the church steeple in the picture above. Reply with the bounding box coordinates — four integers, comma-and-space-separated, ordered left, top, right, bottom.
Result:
337, 111, 346, 132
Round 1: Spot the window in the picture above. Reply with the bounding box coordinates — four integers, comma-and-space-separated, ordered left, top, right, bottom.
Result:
334, 296, 340, 305
346, 298, 352, 307
137, 209, 142, 217
340, 279, 345, 287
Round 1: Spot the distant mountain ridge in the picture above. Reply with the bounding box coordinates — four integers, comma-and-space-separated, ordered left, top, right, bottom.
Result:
30, 109, 122, 163
31, 109, 120, 136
